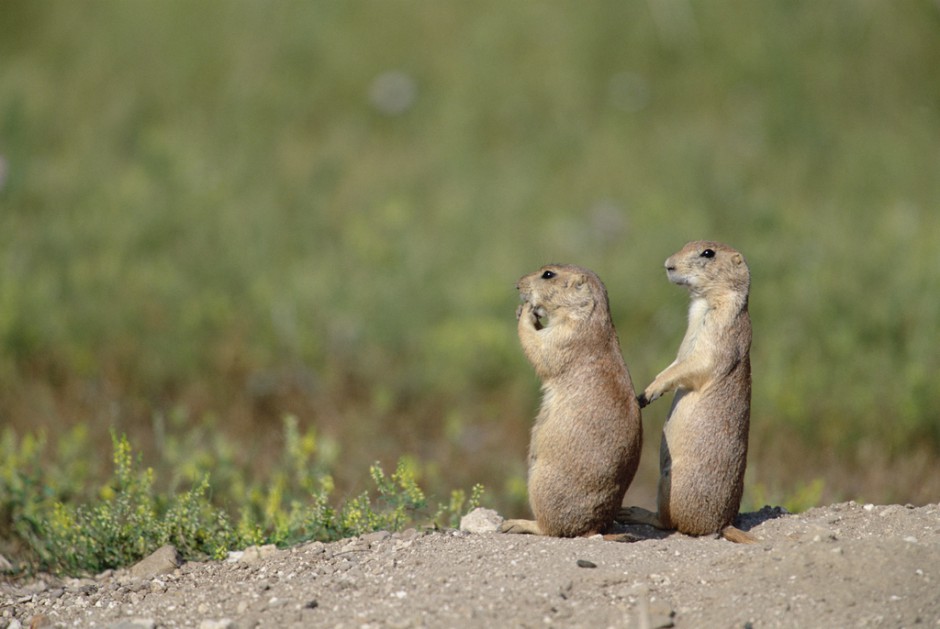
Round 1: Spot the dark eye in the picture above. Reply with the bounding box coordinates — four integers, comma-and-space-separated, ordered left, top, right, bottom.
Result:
700, 249, 715, 258
541, 270, 556, 279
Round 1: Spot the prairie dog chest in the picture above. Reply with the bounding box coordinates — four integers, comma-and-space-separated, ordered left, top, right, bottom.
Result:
677, 297, 710, 359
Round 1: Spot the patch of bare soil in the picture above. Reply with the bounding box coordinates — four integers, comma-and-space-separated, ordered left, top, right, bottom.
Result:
3, 502, 939, 628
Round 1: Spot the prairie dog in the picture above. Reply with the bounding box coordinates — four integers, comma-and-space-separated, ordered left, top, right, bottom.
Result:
622, 241, 753, 542
501, 264, 642, 538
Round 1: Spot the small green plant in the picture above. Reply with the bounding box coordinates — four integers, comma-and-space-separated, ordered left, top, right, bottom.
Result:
15, 432, 239, 575
748, 478, 826, 514
0, 420, 486, 576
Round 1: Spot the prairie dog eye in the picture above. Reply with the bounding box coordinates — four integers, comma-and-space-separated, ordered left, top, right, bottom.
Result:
541, 270, 556, 279
700, 249, 716, 258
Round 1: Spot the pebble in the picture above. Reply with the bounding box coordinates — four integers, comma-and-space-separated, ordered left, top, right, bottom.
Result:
362, 530, 392, 545
107, 619, 155, 629
340, 539, 370, 553
26, 616, 53, 629
236, 544, 279, 564
459, 508, 504, 534
130, 545, 180, 579
197, 620, 236, 629
395, 528, 421, 542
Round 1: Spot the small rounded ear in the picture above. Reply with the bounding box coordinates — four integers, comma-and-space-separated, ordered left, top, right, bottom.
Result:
731, 253, 743, 265
574, 273, 595, 290
574, 275, 596, 309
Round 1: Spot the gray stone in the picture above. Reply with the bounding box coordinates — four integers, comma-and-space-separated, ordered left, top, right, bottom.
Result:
459, 508, 504, 534
130, 545, 181, 579
107, 619, 156, 629
197, 620, 236, 629
237, 544, 279, 564
362, 530, 392, 545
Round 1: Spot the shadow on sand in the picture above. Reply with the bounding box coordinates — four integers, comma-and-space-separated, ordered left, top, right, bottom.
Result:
609, 504, 790, 541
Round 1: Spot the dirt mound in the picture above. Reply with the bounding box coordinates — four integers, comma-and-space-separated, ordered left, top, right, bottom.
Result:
3, 502, 938, 628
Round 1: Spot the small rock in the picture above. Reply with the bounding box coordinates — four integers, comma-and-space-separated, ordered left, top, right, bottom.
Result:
863, 503, 875, 512
459, 508, 504, 534
576, 559, 597, 569
130, 545, 180, 579
238, 544, 279, 564
362, 530, 392, 545
396, 528, 421, 541
304, 599, 319, 609
340, 539, 369, 553
107, 619, 156, 629
197, 620, 235, 629
77, 584, 99, 596
300, 541, 326, 555
23, 580, 50, 595
27, 615, 53, 629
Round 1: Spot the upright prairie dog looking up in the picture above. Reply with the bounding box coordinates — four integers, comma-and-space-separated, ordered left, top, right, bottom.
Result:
501, 264, 642, 538
621, 241, 754, 543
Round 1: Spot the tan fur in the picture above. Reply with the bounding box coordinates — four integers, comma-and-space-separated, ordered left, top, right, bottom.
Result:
501, 264, 642, 538
623, 241, 753, 541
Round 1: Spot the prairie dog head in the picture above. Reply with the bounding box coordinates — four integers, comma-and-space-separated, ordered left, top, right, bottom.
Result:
516, 264, 608, 330
665, 241, 750, 298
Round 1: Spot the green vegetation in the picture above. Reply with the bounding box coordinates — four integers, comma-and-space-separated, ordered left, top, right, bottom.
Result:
1, 418, 481, 575
0, 1, 938, 573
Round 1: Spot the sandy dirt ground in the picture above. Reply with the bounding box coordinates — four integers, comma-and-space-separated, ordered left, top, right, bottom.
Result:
2, 501, 939, 628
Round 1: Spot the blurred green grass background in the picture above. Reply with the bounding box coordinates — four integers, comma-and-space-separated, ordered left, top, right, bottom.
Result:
0, 0, 938, 522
